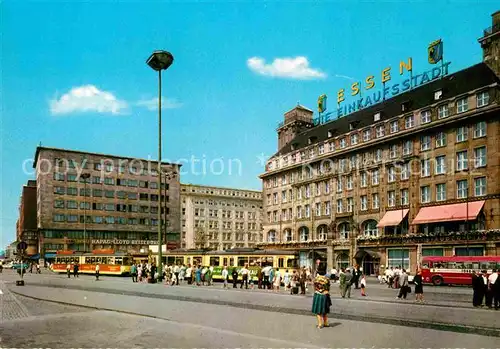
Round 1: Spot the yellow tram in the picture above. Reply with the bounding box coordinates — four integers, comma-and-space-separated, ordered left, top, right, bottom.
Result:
51, 249, 133, 275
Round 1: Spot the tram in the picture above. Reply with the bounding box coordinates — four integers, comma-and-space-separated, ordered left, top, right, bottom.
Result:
156, 248, 299, 280
51, 249, 133, 275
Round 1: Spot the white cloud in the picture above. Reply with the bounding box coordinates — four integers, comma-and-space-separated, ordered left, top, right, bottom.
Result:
50, 85, 127, 115
136, 97, 183, 111
247, 56, 326, 80
334, 74, 355, 81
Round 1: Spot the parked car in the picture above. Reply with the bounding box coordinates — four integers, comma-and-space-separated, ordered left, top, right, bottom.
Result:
12, 262, 29, 270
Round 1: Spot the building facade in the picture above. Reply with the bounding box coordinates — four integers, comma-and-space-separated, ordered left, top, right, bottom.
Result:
33, 146, 181, 261
259, 12, 500, 274
16, 180, 38, 256
181, 184, 263, 249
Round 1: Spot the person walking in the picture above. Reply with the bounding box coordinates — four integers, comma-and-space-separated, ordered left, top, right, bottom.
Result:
257, 266, 263, 289
414, 270, 424, 303
240, 264, 249, 289
66, 263, 71, 278
222, 266, 229, 289
262, 265, 271, 289
360, 274, 367, 296
273, 268, 282, 292
311, 273, 331, 329
232, 267, 239, 288
73, 263, 79, 278
269, 268, 275, 291
195, 265, 202, 286
174, 264, 180, 286
95, 264, 100, 281
491, 269, 499, 310
299, 267, 307, 295
343, 269, 353, 298
472, 270, 482, 307
186, 264, 192, 285
131, 263, 137, 282
283, 269, 291, 291
488, 269, 498, 309
397, 269, 409, 300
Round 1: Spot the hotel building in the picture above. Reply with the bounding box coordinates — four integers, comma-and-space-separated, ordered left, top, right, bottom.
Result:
181, 184, 263, 249
32, 146, 181, 261
259, 12, 500, 274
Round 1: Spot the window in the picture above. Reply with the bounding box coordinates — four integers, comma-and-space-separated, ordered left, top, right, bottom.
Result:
54, 186, 65, 195
363, 129, 371, 141
422, 248, 444, 257
66, 200, 77, 209
80, 202, 91, 210
434, 90, 443, 100
387, 190, 396, 207
389, 144, 397, 159
340, 138, 347, 149
104, 190, 115, 198
421, 135, 431, 151
435, 132, 446, 148
318, 144, 324, 155
476, 91, 489, 108
405, 115, 414, 129
117, 191, 126, 199
372, 193, 379, 209
364, 220, 378, 237
336, 199, 343, 214
346, 175, 353, 190
403, 140, 412, 156
376, 125, 385, 138
79, 188, 91, 197
53, 214, 65, 222
305, 185, 311, 198
324, 181, 330, 194
421, 159, 430, 177
360, 172, 367, 187
435, 156, 446, 175
315, 183, 321, 196
421, 110, 431, 124
455, 247, 484, 257
456, 151, 468, 171
346, 197, 353, 212
388, 166, 396, 183
315, 203, 321, 216
67, 187, 77, 196
128, 192, 137, 200
372, 169, 379, 185
54, 199, 65, 208
420, 186, 430, 203
400, 189, 409, 205
93, 203, 103, 210
436, 183, 446, 201
374, 149, 382, 162
328, 142, 335, 152
387, 249, 410, 269
54, 172, 65, 181
296, 206, 302, 219
473, 146, 486, 168
93, 189, 103, 197
299, 227, 309, 242
474, 177, 486, 197
456, 127, 468, 143
336, 177, 343, 192
473, 121, 486, 138
437, 104, 449, 119
305, 204, 310, 218
339, 223, 350, 239
374, 112, 381, 122
400, 163, 409, 180
325, 201, 331, 215
67, 215, 78, 222
128, 180, 138, 187
390, 120, 398, 133
104, 177, 114, 185
457, 97, 468, 113
351, 134, 359, 145
457, 180, 468, 199
360, 196, 367, 211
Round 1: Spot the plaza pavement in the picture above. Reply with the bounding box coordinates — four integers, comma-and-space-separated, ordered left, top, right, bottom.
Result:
3, 270, 499, 337
1, 280, 500, 348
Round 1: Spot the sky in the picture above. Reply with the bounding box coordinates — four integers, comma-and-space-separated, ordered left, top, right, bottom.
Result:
1, 1, 498, 246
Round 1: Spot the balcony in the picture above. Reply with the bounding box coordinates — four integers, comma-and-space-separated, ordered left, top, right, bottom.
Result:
356, 229, 500, 246
483, 23, 500, 37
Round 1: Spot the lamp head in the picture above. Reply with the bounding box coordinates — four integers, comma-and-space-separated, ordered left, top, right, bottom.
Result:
146, 50, 174, 71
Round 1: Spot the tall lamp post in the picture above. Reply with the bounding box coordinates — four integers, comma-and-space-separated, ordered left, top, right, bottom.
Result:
147, 50, 174, 281
81, 173, 91, 252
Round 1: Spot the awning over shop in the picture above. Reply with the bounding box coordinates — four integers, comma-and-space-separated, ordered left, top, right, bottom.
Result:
29, 254, 40, 260
377, 209, 409, 228
354, 249, 382, 259
412, 201, 485, 225
44, 253, 56, 259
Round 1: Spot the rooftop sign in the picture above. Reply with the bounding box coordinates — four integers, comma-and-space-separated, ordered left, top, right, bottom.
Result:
314, 40, 449, 126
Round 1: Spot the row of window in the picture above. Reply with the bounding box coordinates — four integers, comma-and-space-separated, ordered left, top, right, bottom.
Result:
53, 173, 168, 189
266, 177, 487, 221
268, 107, 488, 174
54, 158, 168, 177
43, 230, 153, 240
182, 186, 261, 199
191, 208, 258, 219
53, 186, 169, 201
192, 220, 260, 230
53, 200, 169, 214
52, 214, 166, 225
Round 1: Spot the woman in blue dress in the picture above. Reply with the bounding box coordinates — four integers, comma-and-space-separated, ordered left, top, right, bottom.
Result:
311, 274, 331, 328
195, 265, 202, 286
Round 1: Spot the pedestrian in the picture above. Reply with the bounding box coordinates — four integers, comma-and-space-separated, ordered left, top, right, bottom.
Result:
268, 267, 274, 290
240, 264, 249, 289
291, 270, 299, 295
360, 274, 367, 296
273, 268, 282, 292
131, 263, 137, 282
195, 265, 202, 286
311, 273, 331, 329
262, 265, 271, 289
222, 266, 229, 289
342, 269, 353, 298
330, 267, 337, 283
472, 270, 482, 307
491, 269, 499, 310
353, 266, 360, 289
66, 263, 71, 278
95, 264, 100, 281
397, 269, 409, 300
232, 267, 239, 288
36, 263, 41, 274
174, 264, 180, 286
414, 270, 424, 303
487, 269, 498, 309
481, 270, 490, 307
257, 265, 263, 289
283, 269, 291, 290
73, 263, 79, 278
180, 264, 186, 283
299, 267, 307, 295
138, 264, 143, 282
186, 264, 192, 285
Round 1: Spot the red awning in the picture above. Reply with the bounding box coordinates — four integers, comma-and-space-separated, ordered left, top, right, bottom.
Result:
377, 209, 409, 228
412, 201, 485, 225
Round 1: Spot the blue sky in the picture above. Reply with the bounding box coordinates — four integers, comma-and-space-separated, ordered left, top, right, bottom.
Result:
1, 1, 498, 246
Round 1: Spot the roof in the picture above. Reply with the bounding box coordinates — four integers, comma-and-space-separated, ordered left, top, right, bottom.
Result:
181, 183, 261, 194
33, 146, 182, 168
276, 63, 499, 156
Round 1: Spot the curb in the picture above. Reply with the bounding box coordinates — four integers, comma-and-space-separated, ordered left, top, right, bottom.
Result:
9, 284, 500, 338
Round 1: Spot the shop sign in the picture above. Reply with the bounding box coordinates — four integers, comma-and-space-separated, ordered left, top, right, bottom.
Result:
91, 239, 157, 245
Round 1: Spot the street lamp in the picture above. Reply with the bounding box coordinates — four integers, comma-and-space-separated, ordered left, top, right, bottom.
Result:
81, 173, 91, 252
162, 170, 178, 250
146, 50, 174, 282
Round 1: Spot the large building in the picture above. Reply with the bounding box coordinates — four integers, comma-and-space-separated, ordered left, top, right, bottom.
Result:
259, 12, 500, 274
16, 180, 38, 256
32, 146, 181, 261
181, 184, 263, 249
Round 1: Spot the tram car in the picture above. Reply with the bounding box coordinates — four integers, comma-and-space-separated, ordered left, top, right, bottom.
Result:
156, 247, 299, 280
51, 249, 133, 275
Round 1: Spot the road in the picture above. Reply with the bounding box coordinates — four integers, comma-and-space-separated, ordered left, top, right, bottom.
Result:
1, 269, 499, 348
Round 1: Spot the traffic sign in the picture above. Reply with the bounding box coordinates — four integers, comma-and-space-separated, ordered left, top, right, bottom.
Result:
17, 241, 28, 251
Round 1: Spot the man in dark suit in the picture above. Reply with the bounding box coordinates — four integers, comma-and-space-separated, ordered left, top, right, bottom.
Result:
343, 269, 353, 298
472, 271, 482, 307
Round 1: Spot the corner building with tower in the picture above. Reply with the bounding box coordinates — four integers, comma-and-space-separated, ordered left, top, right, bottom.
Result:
259, 12, 500, 274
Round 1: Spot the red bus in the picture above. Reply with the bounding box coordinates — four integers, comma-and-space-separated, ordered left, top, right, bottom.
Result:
421, 256, 500, 286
